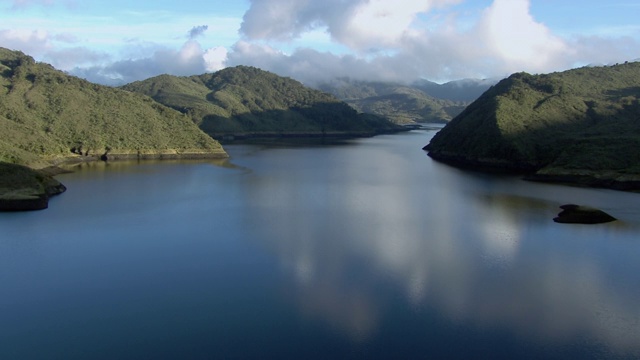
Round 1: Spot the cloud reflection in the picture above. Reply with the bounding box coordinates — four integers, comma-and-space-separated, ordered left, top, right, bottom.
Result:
234, 139, 640, 355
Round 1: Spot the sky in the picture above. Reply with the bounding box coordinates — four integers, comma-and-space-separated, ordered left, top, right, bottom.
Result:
1, 0, 639, 86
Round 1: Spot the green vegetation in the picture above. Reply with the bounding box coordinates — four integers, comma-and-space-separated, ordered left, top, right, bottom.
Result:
0, 162, 65, 210
425, 62, 640, 190
122, 66, 403, 138
0, 47, 226, 167
317, 78, 469, 124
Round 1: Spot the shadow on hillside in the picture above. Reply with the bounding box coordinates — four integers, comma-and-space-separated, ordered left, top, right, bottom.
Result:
606, 86, 640, 99
195, 102, 403, 139
428, 91, 640, 178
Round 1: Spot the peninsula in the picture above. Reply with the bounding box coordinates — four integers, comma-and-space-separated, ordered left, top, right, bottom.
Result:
424, 62, 640, 191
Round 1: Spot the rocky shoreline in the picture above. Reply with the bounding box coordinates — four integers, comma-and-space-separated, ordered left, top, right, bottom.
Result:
426, 150, 640, 192
525, 172, 640, 192
0, 163, 67, 211
424, 148, 539, 173
0, 149, 229, 212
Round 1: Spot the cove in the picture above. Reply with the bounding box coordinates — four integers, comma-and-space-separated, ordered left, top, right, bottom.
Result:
1, 130, 639, 359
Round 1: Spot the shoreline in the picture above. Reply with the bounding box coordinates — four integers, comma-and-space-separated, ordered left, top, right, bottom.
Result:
209, 128, 410, 142
426, 150, 640, 192
1, 150, 229, 212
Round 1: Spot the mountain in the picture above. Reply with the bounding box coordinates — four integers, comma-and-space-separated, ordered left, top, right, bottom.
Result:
412, 78, 497, 102
317, 78, 493, 124
424, 62, 640, 190
122, 66, 403, 139
0, 47, 227, 167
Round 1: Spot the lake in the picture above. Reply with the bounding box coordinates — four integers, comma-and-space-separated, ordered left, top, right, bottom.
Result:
1, 129, 640, 359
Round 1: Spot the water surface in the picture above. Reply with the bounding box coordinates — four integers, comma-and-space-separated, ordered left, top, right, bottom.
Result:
1, 130, 639, 359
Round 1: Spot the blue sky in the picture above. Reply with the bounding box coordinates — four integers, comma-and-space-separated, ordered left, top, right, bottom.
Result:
1, 0, 639, 85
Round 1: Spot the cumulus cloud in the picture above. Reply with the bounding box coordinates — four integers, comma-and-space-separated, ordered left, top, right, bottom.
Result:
188, 25, 208, 40
203, 46, 228, 72
477, 0, 568, 73
68, 40, 211, 85
0, 29, 52, 56
240, 0, 460, 51
226, 41, 422, 84
3, 0, 638, 86
231, 0, 639, 84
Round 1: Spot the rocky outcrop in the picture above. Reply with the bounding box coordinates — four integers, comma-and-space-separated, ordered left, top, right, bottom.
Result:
99, 148, 228, 161
553, 204, 617, 224
0, 162, 66, 211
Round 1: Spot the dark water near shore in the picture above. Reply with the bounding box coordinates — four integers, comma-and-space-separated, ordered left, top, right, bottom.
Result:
2, 130, 640, 359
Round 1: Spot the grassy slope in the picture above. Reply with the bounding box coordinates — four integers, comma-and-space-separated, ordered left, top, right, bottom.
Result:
0, 162, 66, 210
0, 162, 64, 199
317, 79, 468, 124
425, 62, 640, 189
0, 48, 226, 166
122, 66, 403, 137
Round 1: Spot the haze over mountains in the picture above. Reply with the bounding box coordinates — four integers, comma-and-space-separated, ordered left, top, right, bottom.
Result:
318, 78, 494, 124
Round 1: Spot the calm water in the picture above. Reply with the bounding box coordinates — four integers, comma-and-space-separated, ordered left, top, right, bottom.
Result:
1, 130, 640, 359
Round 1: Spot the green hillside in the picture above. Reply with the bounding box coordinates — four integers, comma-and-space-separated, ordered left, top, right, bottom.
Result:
424, 62, 640, 190
317, 79, 467, 124
0, 47, 227, 167
122, 66, 403, 138
0, 162, 66, 211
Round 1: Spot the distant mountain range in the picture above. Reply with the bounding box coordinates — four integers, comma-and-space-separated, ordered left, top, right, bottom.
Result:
424, 62, 640, 190
122, 66, 404, 139
317, 77, 495, 124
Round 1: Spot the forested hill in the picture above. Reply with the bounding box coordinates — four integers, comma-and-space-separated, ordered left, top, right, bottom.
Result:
0, 48, 226, 167
424, 62, 640, 190
412, 78, 496, 103
122, 66, 403, 138
316, 78, 468, 124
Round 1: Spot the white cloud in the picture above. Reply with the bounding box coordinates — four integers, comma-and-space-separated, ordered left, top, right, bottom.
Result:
240, 0, 461, 51
3, 0, 638, 86
203, 46, 228, 72
0, 29, 52, 56
333, 0, 460, 51
477, 0, 568, 73
229, 0, 640, 84
67, 39, 215, 85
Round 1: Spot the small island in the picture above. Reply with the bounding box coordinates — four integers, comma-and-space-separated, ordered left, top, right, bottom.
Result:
553, 204, 617, 224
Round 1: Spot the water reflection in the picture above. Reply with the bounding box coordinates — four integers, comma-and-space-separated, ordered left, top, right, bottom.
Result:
2, 131, 639, 359
230, 132, 640, 356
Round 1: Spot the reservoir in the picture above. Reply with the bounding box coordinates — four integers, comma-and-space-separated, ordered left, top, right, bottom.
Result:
1, 129, 639, 359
